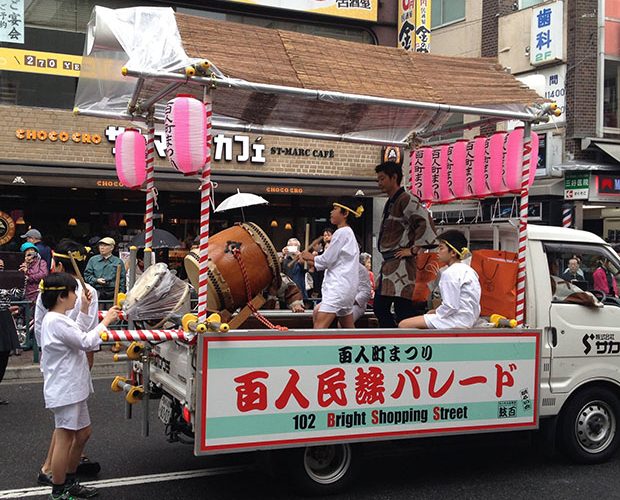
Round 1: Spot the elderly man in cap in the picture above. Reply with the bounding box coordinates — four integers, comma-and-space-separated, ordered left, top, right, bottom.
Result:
84, 237, 126, 301
20, 228, 52, 269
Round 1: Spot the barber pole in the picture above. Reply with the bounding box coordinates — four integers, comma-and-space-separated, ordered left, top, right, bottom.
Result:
144, 124, 156, 253
562, 206, 573, 228
103, 329, 188, 342
197, 96, 213, 325
515, 126, 532, 328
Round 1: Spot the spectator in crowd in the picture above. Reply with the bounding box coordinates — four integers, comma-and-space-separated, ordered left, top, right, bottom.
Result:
84, 237, 126, 302
360, 252, 375, 305
20, 242, 49, 303
20, 229, 52, 269
561, 257, 584, 283
263, 273, 305, 312
593, 258, 618, 298
282, 238, 307, 301
352, 259, 373, 323
0, 259, 23, 405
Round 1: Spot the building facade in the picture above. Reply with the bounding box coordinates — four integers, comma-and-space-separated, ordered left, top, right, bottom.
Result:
0, 0, 400, 254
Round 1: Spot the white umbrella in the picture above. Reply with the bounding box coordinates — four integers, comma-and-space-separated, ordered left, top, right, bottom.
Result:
215, 189, 269, 221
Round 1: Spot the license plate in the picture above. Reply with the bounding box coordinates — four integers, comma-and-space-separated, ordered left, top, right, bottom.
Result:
158, 395, 173, 425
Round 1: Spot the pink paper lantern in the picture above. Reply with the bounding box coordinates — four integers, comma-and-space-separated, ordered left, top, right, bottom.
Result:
411, 146, 433, 202
489, 131, 508, 195
504, 128, 539, 193
471, 135, 492, 198
437, 143, 455, 203
115, 128, 146, 189
447, 139, 469, 200
164, 94, 208, 175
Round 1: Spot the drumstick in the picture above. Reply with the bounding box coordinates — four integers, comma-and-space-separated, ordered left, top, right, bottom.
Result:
69, 253, 88, 292
113, 264, 122, 306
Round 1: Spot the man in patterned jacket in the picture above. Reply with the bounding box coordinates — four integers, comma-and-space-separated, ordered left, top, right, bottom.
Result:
374, 161, 437, 327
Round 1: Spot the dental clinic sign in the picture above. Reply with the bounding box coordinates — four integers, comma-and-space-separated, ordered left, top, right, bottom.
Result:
530, 1, 563, 66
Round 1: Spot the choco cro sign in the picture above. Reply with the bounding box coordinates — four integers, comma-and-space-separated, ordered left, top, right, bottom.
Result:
198, 332, 539, 452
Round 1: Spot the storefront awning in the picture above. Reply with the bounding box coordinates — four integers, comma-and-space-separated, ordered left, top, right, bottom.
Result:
583, 139, 620, 164
529, 177, 564, 197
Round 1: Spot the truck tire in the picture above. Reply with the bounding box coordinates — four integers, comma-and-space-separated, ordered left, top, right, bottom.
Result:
558, 387, 620, 464
276, 443, 360, 496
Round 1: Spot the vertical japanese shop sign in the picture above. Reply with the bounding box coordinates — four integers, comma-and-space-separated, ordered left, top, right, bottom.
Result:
530, 1, 563, 66
398, 0, 416, 51
200, 333, 538, 452
0, 0, 24, 43
415, 0, 431, 53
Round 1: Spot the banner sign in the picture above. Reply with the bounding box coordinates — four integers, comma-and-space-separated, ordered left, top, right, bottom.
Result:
398, 0, 416, 51
198, 332, 539, 453
0, 48, 82, 77
415, 0, 431, 53
530, 1, 563, 66
221, 0, 378, 21
0, 0, 24, 43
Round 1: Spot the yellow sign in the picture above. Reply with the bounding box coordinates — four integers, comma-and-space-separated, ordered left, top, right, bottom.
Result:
0, 48, 82, 77
398, 0, 416, 50
15, 129, 102, 144
222, 0, 377, 21
415, 0, 431, 53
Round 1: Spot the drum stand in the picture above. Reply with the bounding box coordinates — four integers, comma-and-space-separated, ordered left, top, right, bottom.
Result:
226, 294, 266, 330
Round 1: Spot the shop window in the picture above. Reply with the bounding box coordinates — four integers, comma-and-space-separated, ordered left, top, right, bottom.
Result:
604, 59, 620, 130
518, 0, 545, 9
544, 242, 620, 303
25, 0, 147, 32
178, 8, 375, 44
431, 0, 465, 29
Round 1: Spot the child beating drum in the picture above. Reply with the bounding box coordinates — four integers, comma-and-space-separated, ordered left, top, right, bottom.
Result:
39, 273, 119, 500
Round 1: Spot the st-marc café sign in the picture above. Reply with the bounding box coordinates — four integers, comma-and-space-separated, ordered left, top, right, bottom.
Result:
13, 126, 337, 164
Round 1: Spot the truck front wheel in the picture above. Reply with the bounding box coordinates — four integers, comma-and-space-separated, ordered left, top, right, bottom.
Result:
558, 387, 620, 464
277, 443, 360, 495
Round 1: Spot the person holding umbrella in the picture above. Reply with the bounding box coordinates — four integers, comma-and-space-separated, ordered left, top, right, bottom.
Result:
84, 237, 126, 302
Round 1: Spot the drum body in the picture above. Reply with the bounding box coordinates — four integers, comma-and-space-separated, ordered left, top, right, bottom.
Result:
185, 222, 281, 312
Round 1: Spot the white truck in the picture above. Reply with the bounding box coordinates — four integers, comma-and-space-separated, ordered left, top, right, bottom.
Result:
141, 223, 620, 495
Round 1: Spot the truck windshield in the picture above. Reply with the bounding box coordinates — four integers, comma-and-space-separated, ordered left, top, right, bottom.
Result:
543, 242, 620, 299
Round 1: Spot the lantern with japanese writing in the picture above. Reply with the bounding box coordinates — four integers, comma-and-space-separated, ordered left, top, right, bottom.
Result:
472, 135, 493, 198
438, 144, 455, 203
411, 146, 433, 202
164, 94, 208, 175
447, 139, 469, 200
504, 127, 539, 193
114, 128, 146, 189
489, 131, 508, 195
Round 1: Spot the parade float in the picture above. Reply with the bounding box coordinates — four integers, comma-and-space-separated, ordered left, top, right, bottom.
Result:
73, 6, 620, 495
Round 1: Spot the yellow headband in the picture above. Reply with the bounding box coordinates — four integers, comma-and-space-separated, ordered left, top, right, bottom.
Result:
440, 239, 469, 259
39, 280, 67, 291
53, 250, 87, 261
333, 203, 364, 218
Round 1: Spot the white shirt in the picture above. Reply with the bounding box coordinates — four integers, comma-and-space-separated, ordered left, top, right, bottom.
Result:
40, 311, 106, 408
314, 226, 359, 309
35, 280, 98, 347
425, 262, 481, 329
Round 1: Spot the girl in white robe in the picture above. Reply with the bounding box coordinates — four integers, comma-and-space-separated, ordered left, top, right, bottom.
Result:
299, 202, 362, 328
399, 230, 481, 329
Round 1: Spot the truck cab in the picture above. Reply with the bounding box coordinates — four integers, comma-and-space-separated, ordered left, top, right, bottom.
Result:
462, 223, 620, 463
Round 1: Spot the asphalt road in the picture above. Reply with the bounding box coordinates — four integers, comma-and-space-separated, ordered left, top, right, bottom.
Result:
1, 377, 619, 500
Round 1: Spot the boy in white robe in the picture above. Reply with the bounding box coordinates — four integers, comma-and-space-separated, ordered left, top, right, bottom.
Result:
299, 202, 362, 328
399, 230, 481, 329
39, 272, 119, 500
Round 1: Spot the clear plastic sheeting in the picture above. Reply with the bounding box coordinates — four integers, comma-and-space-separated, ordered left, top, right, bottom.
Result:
75, 6, 197, 115
123, 263, 190, 322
